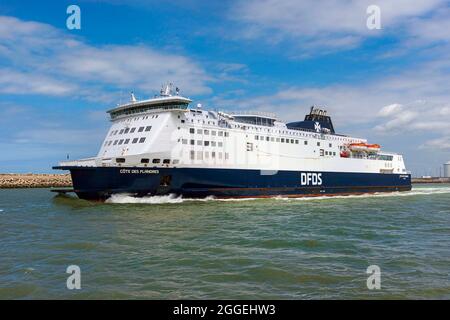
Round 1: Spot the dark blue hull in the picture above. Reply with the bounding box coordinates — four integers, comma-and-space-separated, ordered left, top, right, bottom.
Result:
53, 166, 412, 200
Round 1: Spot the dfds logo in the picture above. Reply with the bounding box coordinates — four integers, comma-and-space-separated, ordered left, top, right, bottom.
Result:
301, 172, 322, 186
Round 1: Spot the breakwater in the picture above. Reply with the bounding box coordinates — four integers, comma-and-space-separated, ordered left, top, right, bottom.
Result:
0, 174, 72, 188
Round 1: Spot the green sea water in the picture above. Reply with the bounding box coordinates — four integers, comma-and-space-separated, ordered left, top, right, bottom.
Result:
0, 185, 449, 299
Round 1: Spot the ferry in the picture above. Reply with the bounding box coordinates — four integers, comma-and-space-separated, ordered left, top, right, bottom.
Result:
53, 84, 411, 200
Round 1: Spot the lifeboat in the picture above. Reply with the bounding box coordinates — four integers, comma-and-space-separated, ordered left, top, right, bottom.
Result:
348, 143, 368, 152
348, 143, 381, 153
366, 144, 381, 153
340, 150, 350, 158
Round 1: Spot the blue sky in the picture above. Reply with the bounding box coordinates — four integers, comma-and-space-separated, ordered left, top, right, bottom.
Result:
0, 0, 449, 175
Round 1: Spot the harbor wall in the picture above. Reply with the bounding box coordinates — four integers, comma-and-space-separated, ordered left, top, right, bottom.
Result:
0, 174, 72, 188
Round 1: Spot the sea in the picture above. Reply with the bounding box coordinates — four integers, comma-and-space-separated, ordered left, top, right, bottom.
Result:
0, 184, 449, 299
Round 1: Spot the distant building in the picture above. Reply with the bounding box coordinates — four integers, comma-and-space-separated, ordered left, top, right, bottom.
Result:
445, 161, 450, 178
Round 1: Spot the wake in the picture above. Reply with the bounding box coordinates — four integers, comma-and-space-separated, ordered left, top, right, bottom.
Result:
104, 186, 450, 204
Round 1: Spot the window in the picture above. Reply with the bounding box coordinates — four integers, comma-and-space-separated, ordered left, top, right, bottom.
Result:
190, 151, 195, 160
182, 139, 187, 144
197, 140, 202, 146
204, 141, 209, 146
124, 128, 130, 134
304, 141, 308, 145
225, 152, 229, 160
116, 158, 125, 163
139, 137, 146, 143
119, 129, 124, 134
145, 126, 151, 132
211, 141, 216, 147
190, 139, 195, 145
141, 158, 149, 163
204, 130, 209, 135
130, 128, 136, 133
291, 139, 294, 143
138, 127, 144, 132
118, 139, 124, 145
190, 128, 195, 134
255, 136, 259, 140
205, 152, 209, 159
317, 142, 321, 146
197, 151, 203, 160
281, 138, 285, 143
320, 149, 324, 156
218, 131, 223, 137
276, 138, 280, 142
108, 141, 112, 146
218, 142, 223, 147
152, 159, 160, 164
173, 159, 179, 165
132, 138, 138, 144
224, 132, 229, 137
197, 129, 202, 134
113, 140, 118, 145
163, 159, 170, 164
329, 143, 332, 148
212, 152, 216, 158
211, 131, 216, 136
295, 140, 299, 144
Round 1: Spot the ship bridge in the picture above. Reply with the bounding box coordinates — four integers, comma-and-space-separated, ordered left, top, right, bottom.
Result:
107, 84, 192, 120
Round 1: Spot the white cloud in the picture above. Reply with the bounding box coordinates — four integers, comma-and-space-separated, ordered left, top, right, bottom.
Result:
230, 0, 447, 53
0, 15, 211, 99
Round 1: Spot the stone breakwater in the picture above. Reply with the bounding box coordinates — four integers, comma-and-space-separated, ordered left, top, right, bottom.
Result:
0, 174, 72, 188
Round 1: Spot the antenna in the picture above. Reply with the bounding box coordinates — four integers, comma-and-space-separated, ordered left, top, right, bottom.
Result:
130, 91, 137, 103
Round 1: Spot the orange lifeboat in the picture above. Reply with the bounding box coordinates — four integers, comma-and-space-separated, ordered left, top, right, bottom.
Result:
348, 143, 368, 152
348, 143, 381, 153
366, 144, 381, 153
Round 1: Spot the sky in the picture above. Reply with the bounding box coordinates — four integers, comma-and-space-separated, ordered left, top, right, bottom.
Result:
0, 0, 449, 176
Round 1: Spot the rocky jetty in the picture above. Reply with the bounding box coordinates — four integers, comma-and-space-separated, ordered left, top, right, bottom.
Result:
0, 174, 72, 188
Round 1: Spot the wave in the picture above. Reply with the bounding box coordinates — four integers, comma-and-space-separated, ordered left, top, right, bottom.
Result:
104, 186, 450, 204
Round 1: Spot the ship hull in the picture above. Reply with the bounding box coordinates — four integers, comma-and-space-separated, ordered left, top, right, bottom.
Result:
53, 166, 412, 201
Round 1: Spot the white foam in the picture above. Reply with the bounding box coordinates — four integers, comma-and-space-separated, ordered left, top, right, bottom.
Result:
104, 186, 450, 204
275, 186, 450, 202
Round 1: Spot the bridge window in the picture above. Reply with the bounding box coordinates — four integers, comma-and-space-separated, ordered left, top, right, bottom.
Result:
116, 158, 125, 163
152, 159, 160, 164
141, 158, 149, 163
163, 159, 170, 164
